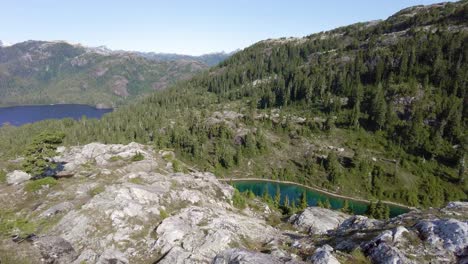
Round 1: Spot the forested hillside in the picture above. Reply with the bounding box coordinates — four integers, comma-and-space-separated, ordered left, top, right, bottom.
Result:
0, 41, 210, 107
0, 1, 467, 208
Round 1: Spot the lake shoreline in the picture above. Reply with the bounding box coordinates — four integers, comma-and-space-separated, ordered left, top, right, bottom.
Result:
221, 177, 415, 210
0, 104, 113, 127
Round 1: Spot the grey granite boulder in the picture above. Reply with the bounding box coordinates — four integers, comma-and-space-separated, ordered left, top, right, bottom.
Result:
213, 248, 304, 264
33, 236, 78, 264
308, 245, 340, 264
289, 207, 349, 235
6, 170, 31, 185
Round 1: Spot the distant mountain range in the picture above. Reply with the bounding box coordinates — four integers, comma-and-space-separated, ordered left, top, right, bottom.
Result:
0, 40, 232, 108
135, 51, 236, 66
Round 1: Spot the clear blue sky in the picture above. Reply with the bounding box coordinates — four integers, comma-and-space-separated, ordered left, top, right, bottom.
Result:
1, 0, 455, 55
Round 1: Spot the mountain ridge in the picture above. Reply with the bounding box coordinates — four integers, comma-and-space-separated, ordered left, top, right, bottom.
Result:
0, 40, 231, 108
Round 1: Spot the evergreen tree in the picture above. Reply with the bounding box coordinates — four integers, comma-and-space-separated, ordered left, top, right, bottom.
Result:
262, 187, 272, 204
299, 191, 308, 210
341, 200, 352, 213
274, 185, 281, 208
22, 132, 65, 178
326, 152, 342, 185
283, 195, 290, 208
317, 199, 324, 208
369, 83, 387, 130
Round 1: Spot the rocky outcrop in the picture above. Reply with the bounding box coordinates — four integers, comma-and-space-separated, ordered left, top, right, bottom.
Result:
27, 143, 280, 263
6, 170, 31, 185
1, 142, 468, 264
289, 207, 349, 235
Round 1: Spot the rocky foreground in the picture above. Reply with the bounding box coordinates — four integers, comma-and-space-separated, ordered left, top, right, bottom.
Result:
0, 143, 467, 263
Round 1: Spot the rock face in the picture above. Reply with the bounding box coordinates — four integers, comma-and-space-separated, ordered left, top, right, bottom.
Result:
6, 170, 31, 185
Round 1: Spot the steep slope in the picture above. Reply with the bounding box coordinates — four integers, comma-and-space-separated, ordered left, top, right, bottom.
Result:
0, 1, 467, 209
0, 41, 208, 107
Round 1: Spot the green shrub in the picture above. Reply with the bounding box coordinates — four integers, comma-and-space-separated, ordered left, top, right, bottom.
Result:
232, 189, 246, 209
350, 248, 372, 264
172, 159, 183, 172
24, 177, 57, 192
159, 209, 169, 220
131, 152, 145, 162
129, 177, 144, 185
0, 170, 6, 184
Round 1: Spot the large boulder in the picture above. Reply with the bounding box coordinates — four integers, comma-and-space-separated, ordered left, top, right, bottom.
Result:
362, 226, 414, 264
289, 207, 349, 235
97, 249, 128, 264
416, 219, 468, 253
336, 215, 383, 233
6, 170, 31, 185
39, 202, 74, 218
213, 248, 304, 264
152, 206, 280, 263
308, 245, 340, 264
33, 236, 78, 264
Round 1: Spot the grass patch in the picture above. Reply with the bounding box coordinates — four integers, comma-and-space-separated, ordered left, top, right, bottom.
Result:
349, 248, 372, 264
172, 159, 185, 173
109, 155, 122, 162
0, 248, 32, 264
24, 177, 57, 192
129, 177, 144, 185
232, 189, 247, 209
88, 185, 105, 196
0, 210, 37, 237
0, 170, 6, 184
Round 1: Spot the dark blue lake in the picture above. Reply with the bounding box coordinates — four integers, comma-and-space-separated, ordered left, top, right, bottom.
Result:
0, 104, 112, 126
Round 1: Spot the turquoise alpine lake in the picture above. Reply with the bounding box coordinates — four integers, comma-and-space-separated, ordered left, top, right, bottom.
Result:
232, 180, 410, 218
